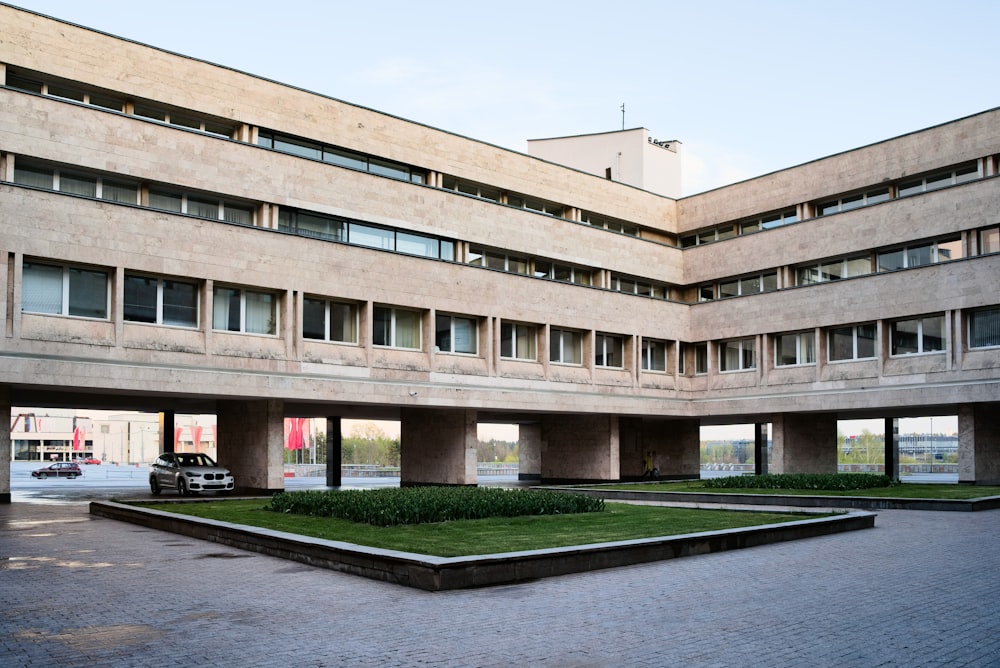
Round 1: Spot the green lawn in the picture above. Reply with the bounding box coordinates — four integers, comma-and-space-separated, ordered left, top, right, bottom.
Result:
139, 500, 826, 557
594, 481, 1000, 499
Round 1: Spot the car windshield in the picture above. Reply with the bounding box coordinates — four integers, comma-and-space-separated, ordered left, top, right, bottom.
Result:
176, 454, 215, 467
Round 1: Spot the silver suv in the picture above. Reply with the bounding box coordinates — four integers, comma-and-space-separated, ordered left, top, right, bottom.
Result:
149, 452, 235, 496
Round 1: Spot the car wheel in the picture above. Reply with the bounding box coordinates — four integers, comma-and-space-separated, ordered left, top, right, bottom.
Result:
177, 477, 188, 496
37, 473, 48, 479
67, 474, 78, 479
150, 477, 161, 496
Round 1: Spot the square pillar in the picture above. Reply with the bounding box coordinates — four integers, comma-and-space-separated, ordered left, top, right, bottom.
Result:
620, 417, 699, 480
959, 404, 1000, 485
884, 418, 900, 482
326, 416, 342, 487
216, 399, 285, 493
158, 410, 175, 454
518, 422, 542, 481
771, 413, 838, 474
400, 408, 478, 486
541, 414, 620, 483
754, 422, 769, 476
1, 386, 10, 503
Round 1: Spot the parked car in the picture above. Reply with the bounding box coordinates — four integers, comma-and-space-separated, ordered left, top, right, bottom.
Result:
32, 462, 83, 479
149, 452, 235, 496
83, 457, 101, 465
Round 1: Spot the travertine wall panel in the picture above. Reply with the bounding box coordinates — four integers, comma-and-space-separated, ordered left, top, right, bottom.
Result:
679, 109, 1000, 229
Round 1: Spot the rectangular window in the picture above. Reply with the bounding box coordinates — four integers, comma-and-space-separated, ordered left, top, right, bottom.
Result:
13, 164, 54, 189
290, 212, 345, 242
775, 331, 815, 366
102, 179, 139, 205
213, 287, 276, 335
149, 189, 182, 212
22, 262, 109, 319
641, 338, 666, 372
350, 224, 395, 250
970, 308, 1000, 349
435, 314, 477, 354
187, 196, 220, 220
59, 172, 97, 197
369, 158, 410, 181
500, 322, 536, 360
397, 232, 439, 258
719, 338, 756, 372
694, 343, 709, 375
124, 274, 198, 327
595, 334, 624, 368
373, 306, 420, 349
891, 316, 945, 355
979, 228, 999, 254
829, 323, 877, 361
274, 136, 322, 160
303, 298, 357, 343
550, 328, 583, 365
323, 147, 367, 171
223, 203, 254, 226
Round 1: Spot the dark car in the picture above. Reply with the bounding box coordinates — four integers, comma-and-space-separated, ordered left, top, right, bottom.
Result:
149, 452, 235, 496
32, 462, 83, 479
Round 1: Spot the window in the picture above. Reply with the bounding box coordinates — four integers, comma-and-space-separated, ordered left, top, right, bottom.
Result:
595, 334, 624, 368
13, 164, 54, 188
979, 227, 999, 255
124, 274, 198, 327
720, 338, 756, 372
148, 189, 254, 224
258, 130, 425, 183
891, 316, 945, 355
468, 248, 528, 275
22, 262, 109, 319
878, 238, 962, 272
698, 285, 715, 302
694, 343, 709, 375
303, 298, 357, 343
534, 261, 591, 286
970, 308, 1000, 349
641, 338, 666, 372
817, 188, 890, 215
442, 177, 501, 202
549, 328, 583, 365
500, 322, 536, 360
898, 162, 981, 197
213, 287, 277, 335
435, 314, 477, 354
775, 331, 815, 366
581, 211, 638, 236
13, 161, 140, 205
280, 211, 345, 242
350, 224, 395, 250
373, 306, 421, 349
829, 323, 876, 361
715, 272, 778, 298
796, 255, 872, 285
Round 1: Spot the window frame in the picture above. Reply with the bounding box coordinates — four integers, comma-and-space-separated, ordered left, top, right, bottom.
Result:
21, 261, 110, 320
774, 331, 816, 367
435, 313, 478, 355
123, 273, 199, 328
372, 306, 422, 350
303, 297, 358, 344
594, 333, 625, 369
212, 286, 278, 336
499, 321, 537, 361
890, 315, 945, 356
640, 338, 667, 373
719, 337, 756, 372
969, 307, 1000, 350
549, 327, 583, 365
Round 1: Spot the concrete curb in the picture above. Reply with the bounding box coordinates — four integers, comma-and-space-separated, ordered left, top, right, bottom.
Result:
557, 487, 1000, 511
89, 500, 875, 591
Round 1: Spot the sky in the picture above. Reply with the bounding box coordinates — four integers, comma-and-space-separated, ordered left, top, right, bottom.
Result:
9, 0, 999, 195
7, 1, 981, 440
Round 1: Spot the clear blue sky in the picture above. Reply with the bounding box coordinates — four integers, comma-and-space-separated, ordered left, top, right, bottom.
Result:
10, 0, 999, 195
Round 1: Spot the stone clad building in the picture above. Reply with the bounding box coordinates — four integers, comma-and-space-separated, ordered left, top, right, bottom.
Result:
1, 5, 998, 501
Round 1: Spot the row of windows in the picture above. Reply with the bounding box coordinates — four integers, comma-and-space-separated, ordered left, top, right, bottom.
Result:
6, 70, 237, 138
699, 272, 779, 301
257, 131, 427, 184
680, 159, 990, 248
21, 263, 1000, 378
278, 209, 455, 261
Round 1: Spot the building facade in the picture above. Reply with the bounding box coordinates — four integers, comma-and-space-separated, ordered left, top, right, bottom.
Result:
1, 5, 998, 500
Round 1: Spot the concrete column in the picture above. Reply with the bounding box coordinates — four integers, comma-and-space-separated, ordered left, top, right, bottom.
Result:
400, 408, 477, 486
633, 417, 699, 480
771, 413, 838, 474
326, 416, 342, 487
158, 410, 175, 453
884, 417, 900, 482
1, 386, 10, 503
754, 422, 769, 475
540, 414, 619, 483
216, 399, 285, 493
959, 404, 1000, 485
518, 422, 542, 481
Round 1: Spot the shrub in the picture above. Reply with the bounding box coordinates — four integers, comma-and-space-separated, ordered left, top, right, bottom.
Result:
702, 473, 894, 491
266, 487, 604, 527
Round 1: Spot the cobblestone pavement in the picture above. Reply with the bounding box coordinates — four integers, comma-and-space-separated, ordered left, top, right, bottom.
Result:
2, 498, 999, 668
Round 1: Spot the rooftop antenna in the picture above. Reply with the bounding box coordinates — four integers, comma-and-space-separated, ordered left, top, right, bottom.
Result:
620, 103, 625, 130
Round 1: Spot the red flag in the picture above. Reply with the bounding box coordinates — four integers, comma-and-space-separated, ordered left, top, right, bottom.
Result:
192, 426, 203, 451
174, 427, 182, 449
72, 426, 83, 451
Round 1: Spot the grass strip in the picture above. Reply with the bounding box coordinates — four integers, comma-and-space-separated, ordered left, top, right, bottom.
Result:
138, 500, 825, 557
593, 481, 1000, 499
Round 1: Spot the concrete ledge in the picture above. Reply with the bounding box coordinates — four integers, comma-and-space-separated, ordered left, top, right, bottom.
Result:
89, 500, 875, 591
559, 487, 1000, 512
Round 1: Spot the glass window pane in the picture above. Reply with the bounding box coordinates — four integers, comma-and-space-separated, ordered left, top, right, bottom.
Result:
878, 249, 905, 272
149, 190, 182, 212
867, 188, 890, 205
373, 307, 391, 346
467, 248, 483, 266
898, 179, 923, 197
67, 267, 107, 318
740, 221, 760, 234
509, 256, 528, 275
840, 195, 863, 211
980, 228, 1000, 255
777, 334, 798, 366
213, 287, 241, 332
22, 263, 63, 314
802, 331, 816, 364
830, 327, 854, 361
47, 84, 85, 101
906, 244, 932, 268
717, 226, 736, 240
297, 213, 344, 242
303, 298, 326, 340
719, 281, 738, 298
797, 266, 820, 286
439, 240, 455, 261
133, 104, 166, 121
925, 172, 952, 191
935, 238, 962, 262
162, 280, 198, 327
921, 316, 944, 352
821, 261, 843, 281
971, 308, 1000, 348
123, 275, 157, 323
397, 232, 438, 258
516, 325, 535, 359
698, 230, 716, 244
740, 275, 761, 294
102, 180, 138, 204
486, 253, 507, 271
695, 344, 708, 374
435, 314, 452, 352
453, 317, 477, 354
330, 302, 357, 343
223, 204, 253, 226
845, 257, 871, 278
350, 224, 394, 250
393, 310, 420, 349
954, 163, 980, 183
323, 147, 367, 170
60, 173, 97, 197
762, 273, 778, 292
369, 159, 409, 180
188, 197, 219, 220
857, 324, 876, 359
892, 320, 920, 355
13, 165, 54, 189
553, 265, 572, 282
274, 136, 322, 160
699, 285, 715, 301
245, 291, 275, 335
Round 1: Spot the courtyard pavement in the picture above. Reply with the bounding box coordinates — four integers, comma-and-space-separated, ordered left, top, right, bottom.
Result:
2, 489, 999, 667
